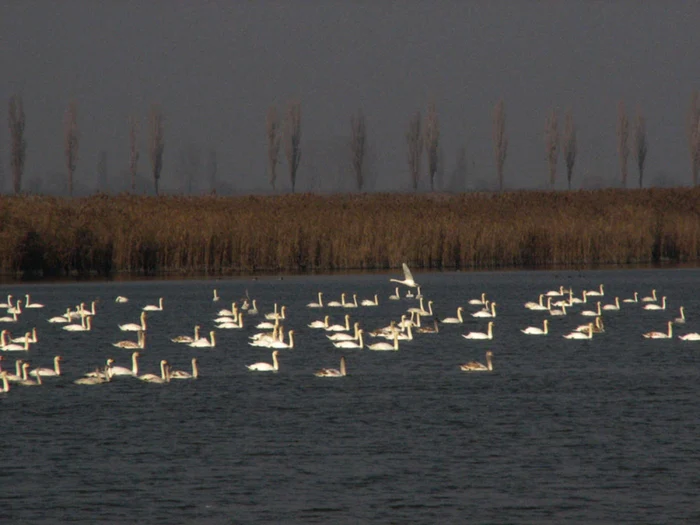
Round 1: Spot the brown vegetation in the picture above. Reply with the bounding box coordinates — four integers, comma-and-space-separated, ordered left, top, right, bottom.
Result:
1, 189, 700, 279
8, 95, 26, 195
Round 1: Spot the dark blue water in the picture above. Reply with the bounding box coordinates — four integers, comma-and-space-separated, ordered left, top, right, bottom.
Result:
1, 268, 700, 523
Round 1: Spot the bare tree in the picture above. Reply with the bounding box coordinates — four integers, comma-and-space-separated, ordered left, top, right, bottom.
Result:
128, 115, 140, 193
634, 110, 648, 188
207, 149, 218, 193
424, 102, 440, 191
266, 106, 281, 190
616, 101, 630, 187
687, 91, 700, 186
149, 104, 165, 195
8, 94, 26, 194
563, 110, 577, 190
406, 111, 423, 191
492, 100, 508, 192
97, 150, 108, 192
544, 108, 559, 188
64, 101, 79, 196
350, 109, 367, 191
284, 100, 302, 193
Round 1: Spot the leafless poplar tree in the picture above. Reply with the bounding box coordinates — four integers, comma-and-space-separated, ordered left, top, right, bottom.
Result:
616, 101, 630, 187
424, 102, 440, 191
266, 106, 281, 190
128, 115, 140, 193
687, 91, 700, 186
284, 100, 302, 193
634, 111, 648, 188
406, 111, 423, 191
563, 110, 577, 190
149, 104, 165, 196
492, 100, 508, 192
64, 101, 79, 196
350, 108, 367, 191
8, 94, 26, 194
544, 108, 559, 188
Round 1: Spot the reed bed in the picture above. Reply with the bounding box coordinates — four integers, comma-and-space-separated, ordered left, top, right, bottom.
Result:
1, 189, 700, 279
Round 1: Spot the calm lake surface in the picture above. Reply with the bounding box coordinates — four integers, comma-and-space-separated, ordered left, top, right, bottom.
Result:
2, 268, 700, 524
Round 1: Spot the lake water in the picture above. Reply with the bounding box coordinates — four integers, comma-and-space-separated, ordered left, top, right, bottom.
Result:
1, 268, 700, 523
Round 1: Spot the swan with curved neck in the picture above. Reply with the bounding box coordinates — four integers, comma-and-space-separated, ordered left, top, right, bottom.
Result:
113, 330, 145, 349
138, 360, 170, 383
271, 330, 294, 349
674, 307, 686, 324
622, 292, 639, 303
390, 262, 419, 288
110, 352, 140, 376
18, 363, 42, 386
188, 331, 216, 348
333, 330, 364, 349
326, 294, 346, 308
307, 292, 324, 308
11, 327, 37, 344
641, 289, 658, 302
472, 302, 496, 318
115, 296, 129, 303
172, 325, 201, 343
0, 358, 24, 382
325, 314, 351, 332
361, 294, 379, 306
388, 287, 400, 300
30, 356, 62, 377
366, 330, 399, 351
119, 311, 147, 332
441, 307, 464, 324
142, 297, 164, 311
24, 294, 44, 309
247, 351, 280, 372
469, 292, 487, 306
563, 324, 594, 339
462, 321, 494, 340
1, 331, 31, 351
581, 302, 602, 317
171, 358, 199, 378
460, 351, 493, 371
521, 319, 548, 335
343, 294, 359, 308
308, 315, 330, 329
642, 321, 673, 339
326, 322, 360, 341
642, 296, 667, 311
602, 297, 621, 311
62, 315, 93, 332
314, 356, 347, 377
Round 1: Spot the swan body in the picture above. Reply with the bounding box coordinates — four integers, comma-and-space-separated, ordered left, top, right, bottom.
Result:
585, 284, 604, 296
469, 293, 487, 305
171, 358, 199, 379
575, 316, 604, 333
674, 307, 686, 324
416, 318, 440, 334
119, 312, 147, 332
0, 332, 31, 351
75, 301, 97, 317
138, 360, 170, 383
109, 352, 140, 376
568, 291, 587, 304
366, 331, 399, 351
563, 324, 594, 339
63, 315, 93, 332
217, 302, 237, 316
308, 316, 329, 329
462, 321, 494, 340
188, 331, 216, 348
113, 330, 145, 349
18, 363, 42, 386
0, 312, 19, 323
326, 323, 361, 341
549, 303, 568, 316
115, 296, 129, 303
580, 302, 602, 317
343, 294, 359, 308
642, 321, 673, 339
325, 314, 351, 332
171, 325, 201, 343
642, 296, 667, 311
6, 299, 22, 315
390, 262, 419, 288
217, 312, 244, 329
602, 297, 621, 311
11, 327, 37, 343
441, 307, 464, 324
361, 294, 379, 306
0, 295, 12, 308
388, 287, 400, 301
641, 289, 658, 302
0, 358, 24, 382
679, 332, 700, 341
142, 297, 164, 311
48, 309, 72, 323
247, 351, 280, 372
29, 356, 62, 377
545, 285, 567, 297
622, 292, 638, 303
521, 319, 548, 335
314, 356, 347, 377
270, 330, 295, 349
524, 294, 546, 310
264, 305, 287, 320
472, 302, 496, 318
333, 330, 364, 349
307, 292, 324, 308
460, 351, 493, 372
326, 294, 346, 308
24, 294, 44, 309
246, 299, 259, 315
75, 367, 111, 384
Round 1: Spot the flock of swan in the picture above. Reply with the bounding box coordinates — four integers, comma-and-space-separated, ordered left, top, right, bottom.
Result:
0, 264, 695, 393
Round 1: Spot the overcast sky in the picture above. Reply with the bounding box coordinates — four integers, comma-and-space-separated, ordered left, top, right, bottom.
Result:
3, 1, 700, 195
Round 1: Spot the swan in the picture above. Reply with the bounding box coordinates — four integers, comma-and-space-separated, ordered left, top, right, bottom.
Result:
172, 325, 201, 343
325, 314, 351, 332
63, 315, 93, 332
326, 293, 346, 308
415, 286, 423, 299
119, 311, 147, 332
678, 332, 700, 341
395, 323, 414, 341
249, 325, 281, 348
460, 351, 494, 372
563, 323, 594, 339
441, 307, 464, 324
171, 358, 199, 379
333, 330, 364, 349
247, 351, 280, 372
113, 330, 145, 349
405, 288, 414, 298
18, 363, 42, 386
212, 289, 220, 302
217, 302, 237, 316
524, 294, 546, 310
109, 352, 140, 376
6, 299, 22, 315
568, 290, 587, 305
361, 294, 379, 306
48, 308, 72, 323
469, 292, 487, 306
115, 296, 129, 303
270, 329, 295, 349
388, 287, 400, 301
343, 294, 359, 308
308, 315, 329, 329
674, 307, 686, 324
138, 360, 170, 383
416, 318, 440, 334
418, 300, 434, 317
643, 296, 667, 311
142, 297, 164, 311
217, 312, 244, 329
75, 367, 111, 384
641, 289, 658, 302
188, 331, 216, 348
327, 322, 361, 341
265, 305, 287, 320
0, 312, 18, 323
390, 262, 419, 288
472, 302, 496, 318
0, 295, 12, 308
581, 302, 602, 317
307, 292, 324, 308
462, 321, 494, 340
549, 303, 568, 316
0, 331, 31, 351
75, 301, 97, 316
622, 292, 639, 303
247, 299, 259, 315
602, 297, 621, 311
545, 285, 568, 297
11, 327, 37, 343
642, 321, 673, 339
366, 331, 399, 351
0, 372, 8, 393
0, 357, 24, 382
24, 294, 44, 309
407, 297, 427, 314
314, 356, 347, 377
585, 284, 604, 296
29, 356, 62, 377
521, 319, 548, 335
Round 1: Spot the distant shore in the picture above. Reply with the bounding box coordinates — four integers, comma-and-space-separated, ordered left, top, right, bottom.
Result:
1, 189, 699, 281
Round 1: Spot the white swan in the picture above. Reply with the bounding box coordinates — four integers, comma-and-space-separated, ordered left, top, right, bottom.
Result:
212, 289, 220, 302
29, 356, 62, 377
366, 331, 399, 351
568, 290, 587, 304
11, 327, 37, 343
326, 294, 346, 308
119, 311, 147, 332
63, 315, 93, 332
343, 294, 359, 308
6, 299, 22, 315
405, 288, 414, 298
325, 314, 351, 332
361, 294, 379, 306
217, 302, 237, 317
48, 308, 72, 323
575, 316, 604, 334
24, 294, 44, 309
390, 262, 419, 288
18, 363, 42, 386
142, 297, 164, 311
188, 331, 216, 348
0, 372, 8, 392
0, 312, 18, 323
388, 287, 400, 301
248, 324, 281, 348
642, 296, 667, 311
308, 315, 329, 329
75, 367, 111, 384
460, 351, 493, 372
395, 323, 414, 341
138, 360, 170, 383
674, 307, 686, 324
115, 296, 129, 303
327, 322, 361, 341
333, 330, 364, 349
415, 286, 423, 299
113, 330, 145, 349
462, 321, 494, 340
641, 289, 658, 302
622, 292, 639, 303
563, 323, 593, 339
580, 302, 602, 317
469, 292, 487, 305
265, 305, 287, 320
246, 299, 259, 315
521, 319, 548, 335
585, 284, 604, 296
247, 351, 280, 372
307, 292, 324, 308
170, 358, 199, 379
441, 307, 464, 324
602, 297, 621, 311
524, 294, 546, 310
0, 295, 12, 308
0, 331, 31, 351
314, 356, 347, 377
75, 301, 97, 316
109, 352, 140, 376
642, 321, 673, 339
0, 357, 24, 382
270, 329, 295, 349
545, 285, 567, 297
216, 312, 244, 329
549, 302, 568, 316
472, 302, 496, 318
171, 325, 201, 343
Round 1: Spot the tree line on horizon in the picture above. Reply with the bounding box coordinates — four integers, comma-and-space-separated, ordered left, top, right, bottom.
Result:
6, 92, 700, 196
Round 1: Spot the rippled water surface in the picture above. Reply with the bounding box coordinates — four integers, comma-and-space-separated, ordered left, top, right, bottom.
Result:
2, 268, 700, 523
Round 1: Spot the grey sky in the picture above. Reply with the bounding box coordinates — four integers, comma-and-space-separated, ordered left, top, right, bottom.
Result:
3, 1, 700, 194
